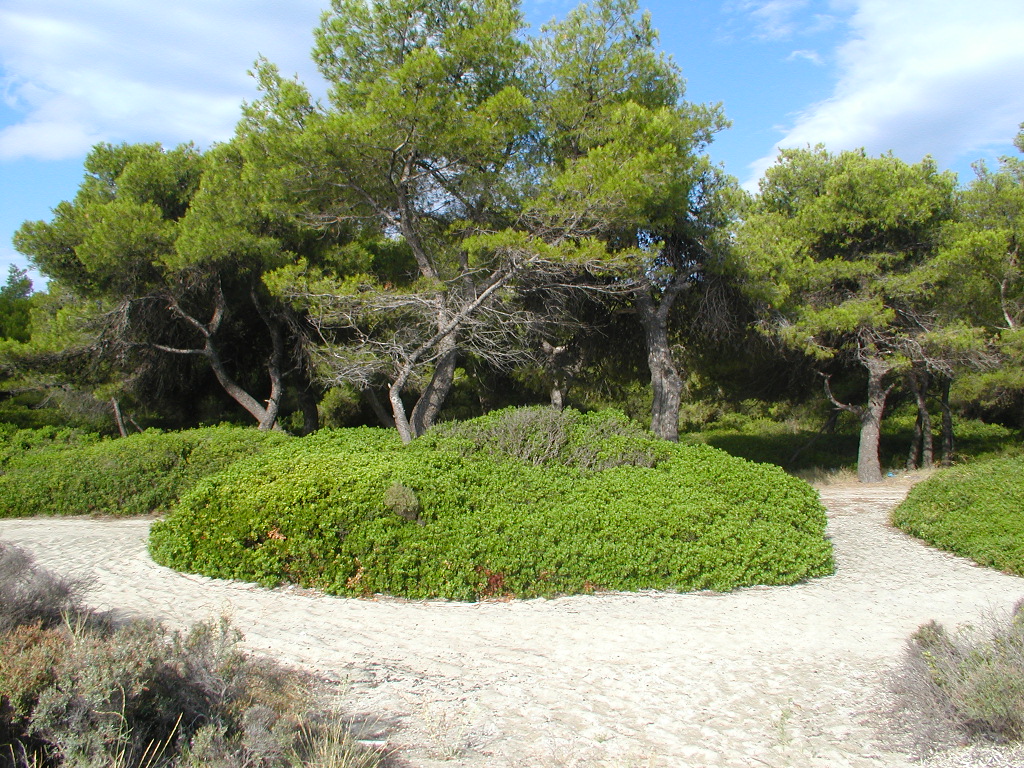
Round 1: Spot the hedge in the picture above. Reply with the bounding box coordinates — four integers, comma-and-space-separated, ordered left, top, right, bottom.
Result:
892, 455, 1024, 575
0, 425, 289, 517
150, 411, 833, 600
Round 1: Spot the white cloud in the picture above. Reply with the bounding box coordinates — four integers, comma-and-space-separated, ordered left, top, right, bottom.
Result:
0, 0, 326, 161
745, 0, 1024, 187
786, 49, 824, 65
0, 120, 99, 161
734, 0, 840, 40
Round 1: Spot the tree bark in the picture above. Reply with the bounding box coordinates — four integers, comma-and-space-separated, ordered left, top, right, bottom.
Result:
111, 398, 127, 438
857, 357, 892, 483
365, 388, 396, 429
385, 270, 515, 443
550, 384, 565, 410
540, 341, 574, 411
410, 339, 457, 437
389, 382, 416, 444
636, 286, 685, 442
822, 362, 891, 483
204, 342, 280, 431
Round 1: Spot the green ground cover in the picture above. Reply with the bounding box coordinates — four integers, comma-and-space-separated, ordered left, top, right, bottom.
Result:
0, 425, 288, 517
892, 454, 1024, 575
149, 408, 834, 600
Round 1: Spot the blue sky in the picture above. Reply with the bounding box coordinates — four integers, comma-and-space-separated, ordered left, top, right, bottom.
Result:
2, 0, 1024, 286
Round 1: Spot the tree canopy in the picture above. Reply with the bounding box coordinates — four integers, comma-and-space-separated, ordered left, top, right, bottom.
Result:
737, 147, 957, 481
6, 1, 1023, 481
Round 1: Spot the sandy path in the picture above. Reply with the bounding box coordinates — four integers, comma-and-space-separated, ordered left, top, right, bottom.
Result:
3, 478, 1024, 767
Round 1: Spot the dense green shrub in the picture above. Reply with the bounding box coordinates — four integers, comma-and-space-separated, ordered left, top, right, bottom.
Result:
0, 424, 100, 466
150, 412, 833, 601
425, 406, 671, 469
0, 543, 380, 768
892, 455, 1024, 575
892, 606, 1024, 753
0, 425, 289, 518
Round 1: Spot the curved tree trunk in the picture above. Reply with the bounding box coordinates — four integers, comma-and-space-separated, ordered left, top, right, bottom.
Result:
205, 342, 282, 431
365, 387, 397, 429
154, 284, 284, 431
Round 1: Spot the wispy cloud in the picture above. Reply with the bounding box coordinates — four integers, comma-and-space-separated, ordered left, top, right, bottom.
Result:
786, 49, 824, 65
733, 0, 840, 40
745, 0, 1024, 187
0, 1, 326, 161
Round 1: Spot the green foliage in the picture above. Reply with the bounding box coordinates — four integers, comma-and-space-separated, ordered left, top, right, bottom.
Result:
0, 425, 289, 518
0, 424, 100, 463
0, 266, 33, 343
423, 406, 671, 469
892, 454, 1024, 574
0, 543, 380, 768
150, 412, 833, 600
894, 607, 1024, 751
739, 146, 956, 360
682, 399, 1019, 473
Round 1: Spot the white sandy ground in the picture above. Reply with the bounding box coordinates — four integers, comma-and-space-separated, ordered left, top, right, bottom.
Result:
3, 478, 1024, 767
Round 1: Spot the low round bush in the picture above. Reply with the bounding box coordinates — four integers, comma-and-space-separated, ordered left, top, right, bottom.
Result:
892, 455, 1024, 575
0, 425, 290, 517
150, 411, 834, 600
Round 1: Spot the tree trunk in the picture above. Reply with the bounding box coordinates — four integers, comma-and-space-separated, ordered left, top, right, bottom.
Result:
905, 367, 933, 470
383, 267, 515, 443
155, 285, 283, 431
939, 377, 955, 467
111, 398, 127, 438
636, 288, 684, 442
365, 387, 396, 429
918, 396, 934, 470
541, 341, 574, 411
389, 382, 416, 444
205, 342, 279, 430
410, 340, 458, 437
906, 413, 922, 471
857, 359, 891, 483
550, 384, 565, 410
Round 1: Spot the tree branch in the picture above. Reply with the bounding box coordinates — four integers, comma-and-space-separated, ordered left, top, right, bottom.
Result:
821, 373, 862, 416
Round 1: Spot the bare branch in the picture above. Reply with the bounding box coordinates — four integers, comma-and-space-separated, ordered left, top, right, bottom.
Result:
821, 374, 862, 416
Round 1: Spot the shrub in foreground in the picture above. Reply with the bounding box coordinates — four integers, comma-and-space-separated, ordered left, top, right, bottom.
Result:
0, 542, 381, 768
892, 604, 1024, 755
892, 455, 1024, 575
0, 425, 290, 518
150, 410, 834, 600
